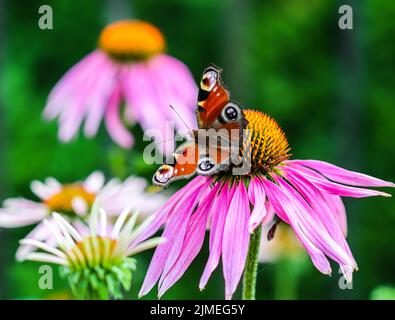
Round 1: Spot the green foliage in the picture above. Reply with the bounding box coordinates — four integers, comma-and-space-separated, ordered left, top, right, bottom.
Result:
59, 258, 136, 300
370, 286, 395, 300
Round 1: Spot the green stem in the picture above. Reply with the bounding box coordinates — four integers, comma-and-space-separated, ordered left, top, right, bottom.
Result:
242, 224, 262, 300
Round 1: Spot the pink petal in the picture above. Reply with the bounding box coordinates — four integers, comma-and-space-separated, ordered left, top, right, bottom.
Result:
56, 54, 112, 142
157, 184, 212, 289
199, 184, 232, 290
132, 177, 209, 248
44, 51, 106, 120
121, 64, 174, 155
152, 55, 197, 110
222, 182, 250, 300
283, 165, 347, 235
83, 60, 118, 137
283, 171, 357, 268
286, 165, 391, 198
262, 178, 332, 275
274, 176, 355, 270
0, 200, 48, 228
138, 177, 210, 296
104, 84, 134, 148
248, 177, 267, 233
286, 159, 395, 188
322, 193, 347, 236
158, 184, 219, 297
147, 55, 197, 131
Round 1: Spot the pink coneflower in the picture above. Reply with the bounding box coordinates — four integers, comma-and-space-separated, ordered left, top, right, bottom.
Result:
137, 110, 394, 299
0, 172, 167, 260
44, 20, 197, 152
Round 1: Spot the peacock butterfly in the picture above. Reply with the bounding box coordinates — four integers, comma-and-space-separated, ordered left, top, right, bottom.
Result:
153, 64, 248, 187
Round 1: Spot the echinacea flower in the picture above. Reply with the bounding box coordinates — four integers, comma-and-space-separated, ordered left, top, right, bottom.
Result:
0, 171, 167, 260
138, 110, 394, 299
19, 206, 164, 299
44, 20, 197, 152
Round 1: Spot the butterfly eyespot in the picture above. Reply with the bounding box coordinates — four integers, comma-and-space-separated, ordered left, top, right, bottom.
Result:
221, 102, 241, 123
153, 165, 174, 185
200, 70, 217, 91
198, 158, 215, 172
225, 106, 237, 120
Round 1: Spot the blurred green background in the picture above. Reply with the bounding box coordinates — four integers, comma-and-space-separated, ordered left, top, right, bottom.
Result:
0, 0, 394, 300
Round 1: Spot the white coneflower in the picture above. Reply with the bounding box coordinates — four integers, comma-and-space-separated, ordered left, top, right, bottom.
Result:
19, 205, 164, 300
0, 171, 167, 260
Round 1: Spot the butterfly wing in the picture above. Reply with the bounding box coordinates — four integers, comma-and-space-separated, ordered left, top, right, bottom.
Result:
152, 139, 232, 186
153, 64, 249, 187
196, 64, 247, 133
152, 142, 198, 187
196, 143, 232, 176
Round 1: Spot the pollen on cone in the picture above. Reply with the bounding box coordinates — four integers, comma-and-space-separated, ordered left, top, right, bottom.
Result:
98, 20, 165, 60
44, 184, 95, 212
243, 110, 291, 172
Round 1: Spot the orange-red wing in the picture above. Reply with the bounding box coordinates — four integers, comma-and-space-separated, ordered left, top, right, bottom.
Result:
196, 65, 230, 128
172, 142, 199, 178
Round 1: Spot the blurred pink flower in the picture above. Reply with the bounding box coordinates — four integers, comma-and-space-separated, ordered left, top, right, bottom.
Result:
44, 20, 197, 152
0, 171, 167, 260
136, 160, 393, 299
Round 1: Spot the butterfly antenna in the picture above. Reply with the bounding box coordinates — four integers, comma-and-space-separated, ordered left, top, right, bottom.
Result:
155, 137, 175, 145
169, 104, 191, 130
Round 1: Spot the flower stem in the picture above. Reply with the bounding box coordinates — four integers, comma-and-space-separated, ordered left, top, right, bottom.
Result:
242, 224, 262, 300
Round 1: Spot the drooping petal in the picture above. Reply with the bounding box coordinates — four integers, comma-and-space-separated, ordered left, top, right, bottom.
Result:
262, 201, 276, 227
147, 55, 197, 131
138, 177, 211, 296
262, 178, 332, 275
104, 84, 134, 148
199, 184, 231, 290
272, 175, 356, 277
222, 182, 250, 300
57, 56, 113, 142
151, 55, 197, 113
43, 51, 107, 120
83, 60, 118, 137
283, 165, 348, 235
0, 201, 48, 228
283, 169, 357, 270
286, 165, 391, 198
322, 193, 347, 236
122, 63, 174, 155
132, 177, 209, 248
158, 184, 219, 297
248, 177, 267, 233
286, 159, 395, 188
